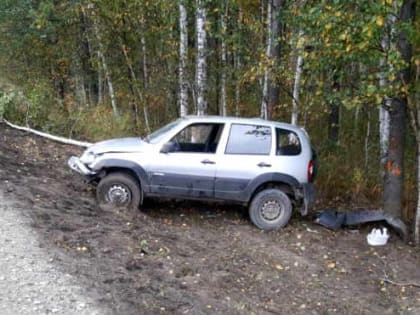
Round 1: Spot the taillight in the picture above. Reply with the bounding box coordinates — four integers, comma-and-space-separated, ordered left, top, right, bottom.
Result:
307, 160, 314, 182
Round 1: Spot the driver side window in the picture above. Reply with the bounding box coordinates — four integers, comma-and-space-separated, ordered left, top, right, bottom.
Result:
170, 123, 223, 153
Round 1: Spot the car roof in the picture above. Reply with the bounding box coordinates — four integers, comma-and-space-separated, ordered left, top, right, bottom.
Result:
181, 115, 304, 132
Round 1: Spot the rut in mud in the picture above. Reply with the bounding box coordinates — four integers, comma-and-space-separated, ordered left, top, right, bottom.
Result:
0, 122, 419, 315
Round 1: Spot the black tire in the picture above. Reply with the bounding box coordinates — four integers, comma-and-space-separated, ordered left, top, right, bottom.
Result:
97, 172, 142, 211
249, 189, 292, 231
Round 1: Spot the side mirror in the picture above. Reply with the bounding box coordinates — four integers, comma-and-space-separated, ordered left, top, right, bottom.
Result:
160, 141, 178, 153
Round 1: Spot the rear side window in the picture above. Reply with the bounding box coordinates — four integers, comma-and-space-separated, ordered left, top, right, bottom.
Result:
276, 128, 301, 156
225, 124, 272, 155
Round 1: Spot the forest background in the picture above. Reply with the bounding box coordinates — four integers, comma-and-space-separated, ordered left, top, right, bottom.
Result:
0, 0, 418, 241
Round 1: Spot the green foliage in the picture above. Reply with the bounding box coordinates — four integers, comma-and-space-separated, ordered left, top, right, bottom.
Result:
0, 92, 16, 119
0, 0, 417, 214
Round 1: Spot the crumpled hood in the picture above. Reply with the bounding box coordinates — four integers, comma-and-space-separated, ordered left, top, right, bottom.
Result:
88, 137, 148, 154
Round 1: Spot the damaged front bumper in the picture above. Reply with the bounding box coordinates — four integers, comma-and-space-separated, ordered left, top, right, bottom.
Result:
68, 156, 96, 176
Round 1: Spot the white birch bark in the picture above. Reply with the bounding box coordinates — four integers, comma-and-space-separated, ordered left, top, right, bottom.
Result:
234, 52, 241, 117
97, 49, 118, 117
379, 55, 390, 167
121, 44, 150, 133
179, 1, 188, 117
260, 0, 272, 120
97, 51, 104, 105
91, 13, 118, 117
291, 31, 304, 125
379, 12, 396, 167
195, 0, 207, 116
140, 29, 151, 132
234, 8, 243, 117
220, 1, 227, 116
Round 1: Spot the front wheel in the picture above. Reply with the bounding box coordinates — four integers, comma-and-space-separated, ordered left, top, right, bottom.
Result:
97, 172, 142, 211
249, 189, 292, 231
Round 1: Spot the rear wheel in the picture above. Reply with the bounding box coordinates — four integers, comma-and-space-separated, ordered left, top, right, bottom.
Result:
97, 172, 142, 211
249, 189, 292, 230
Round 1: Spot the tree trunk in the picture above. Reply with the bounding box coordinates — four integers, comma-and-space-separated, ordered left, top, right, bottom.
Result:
383, 97, 408, 237
416, 141, 420, 244
234, 52, 241, 117
328, 103, 339, 143
382, 0, 415, 239
234, 6, 242, 117
179, 0, 188, 117
291, 31, 304, 125
408, 44, 419, 245
378, 11, 395, 171
260, 0, 271, 119
220, 0, 227, 116
195, 0, 207, 116
98, 49, 118, 117
91, 13, 118, 117
261, 0, 284, 120
140, 28, 151, 133
120, 43, 150, 133
267, 0, 283, 119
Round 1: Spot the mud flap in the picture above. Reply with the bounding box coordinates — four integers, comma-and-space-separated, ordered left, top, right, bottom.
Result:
300, 183, 315, 216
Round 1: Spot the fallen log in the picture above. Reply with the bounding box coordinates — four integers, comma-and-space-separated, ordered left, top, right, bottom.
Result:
1, 119, 92, 148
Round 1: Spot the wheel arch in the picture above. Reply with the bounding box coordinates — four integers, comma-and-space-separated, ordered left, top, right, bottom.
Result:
92, 159, 149, 189
246, 173, 301, 204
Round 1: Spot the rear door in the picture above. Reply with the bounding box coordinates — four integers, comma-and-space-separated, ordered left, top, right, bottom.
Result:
214, 123, 273, 201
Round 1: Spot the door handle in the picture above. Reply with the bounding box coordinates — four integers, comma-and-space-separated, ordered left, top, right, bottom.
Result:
201, 159, 216, 165
257, 162, 271, 167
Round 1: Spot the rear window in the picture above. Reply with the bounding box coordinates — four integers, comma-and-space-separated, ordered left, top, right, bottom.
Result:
276, 128, 301, 156
225, 124, 272, 155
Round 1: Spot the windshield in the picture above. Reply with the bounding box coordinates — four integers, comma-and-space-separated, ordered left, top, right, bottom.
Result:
146, 119, 182, 144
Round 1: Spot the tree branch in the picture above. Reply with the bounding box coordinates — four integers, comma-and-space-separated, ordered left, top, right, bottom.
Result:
1, 119, 92, 148
377, 256, 420, 288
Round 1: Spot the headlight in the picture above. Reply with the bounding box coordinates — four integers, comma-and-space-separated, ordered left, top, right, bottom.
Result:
80, 151, 97, 164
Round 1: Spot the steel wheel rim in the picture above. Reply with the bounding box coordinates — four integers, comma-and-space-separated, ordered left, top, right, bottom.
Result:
261, 200, 282, 221
106, 184, 131, 205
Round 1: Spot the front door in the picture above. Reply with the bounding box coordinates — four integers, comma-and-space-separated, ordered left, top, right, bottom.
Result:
149, 123, 224, 198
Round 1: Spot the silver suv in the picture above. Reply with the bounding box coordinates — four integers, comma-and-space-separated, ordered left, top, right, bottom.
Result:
68, 116, 316, 230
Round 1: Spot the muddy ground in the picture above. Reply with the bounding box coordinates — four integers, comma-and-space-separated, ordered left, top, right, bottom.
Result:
0, 122, 419, 315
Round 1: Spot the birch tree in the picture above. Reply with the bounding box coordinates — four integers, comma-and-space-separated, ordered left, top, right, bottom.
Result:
179, 0, 188, 117
378, 11, 396, 170
260, 0, 272, 119
291, 31, 304, 125
382, 0, 415, 238
140, 18, 151, 133
261, 0, 284, 120
408, 66, 420, 244
195, 0, 207, 116
88, 5, 118, 118
220, 0, 227, 116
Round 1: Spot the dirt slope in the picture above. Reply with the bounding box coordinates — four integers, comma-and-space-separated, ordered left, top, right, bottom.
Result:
0, 122, 419, 314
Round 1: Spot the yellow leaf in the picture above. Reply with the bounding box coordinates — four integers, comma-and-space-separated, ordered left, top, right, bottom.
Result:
325, 23, 332, 31
335, 11, 342, 17
327, 262, 336, 269
275, 264, 284, 270
296, 37, 305, 49
386, 0, 393, 5
376, 16, 385, 26
346, 44, 352, 52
